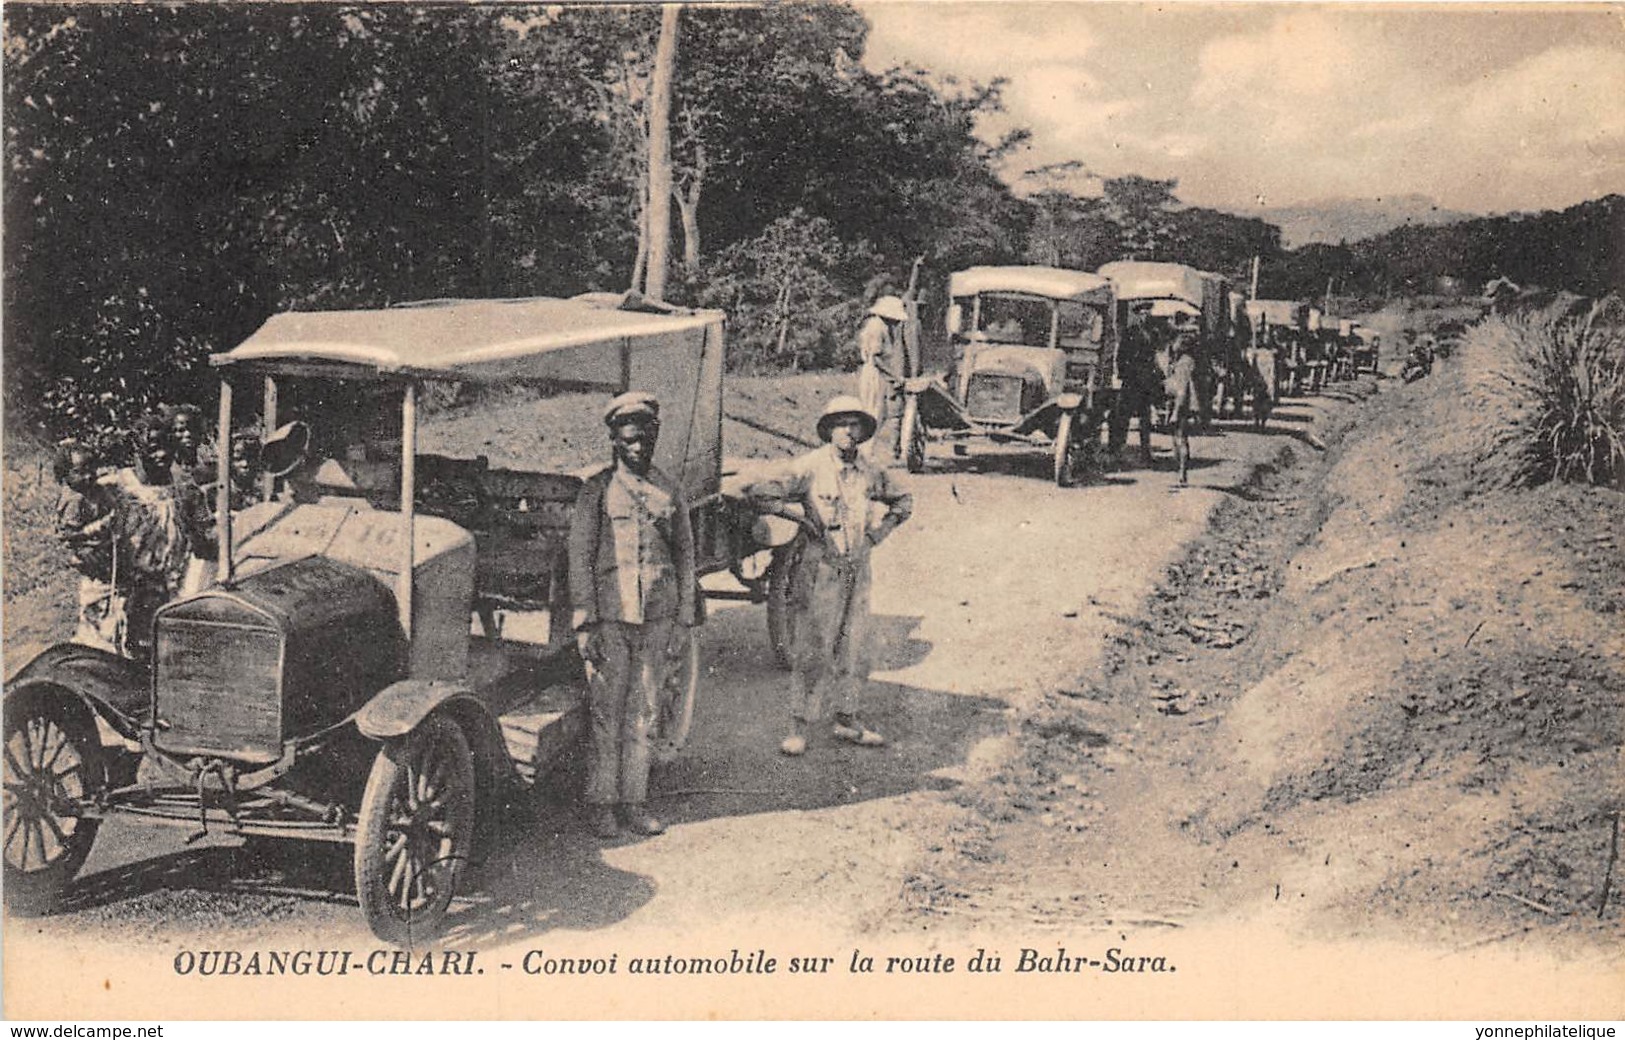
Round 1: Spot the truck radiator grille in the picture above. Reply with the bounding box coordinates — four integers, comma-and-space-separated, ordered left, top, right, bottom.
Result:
154, 619, 283, 763
965, 373, 1025, 422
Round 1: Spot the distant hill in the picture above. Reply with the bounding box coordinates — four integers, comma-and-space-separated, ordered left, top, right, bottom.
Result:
1259, 195, 1624, 301
1241, 194, 1476, 248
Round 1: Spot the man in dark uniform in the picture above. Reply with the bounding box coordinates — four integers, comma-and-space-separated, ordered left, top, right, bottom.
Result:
568, 392, 701, 840
1108, 304, 1159, 470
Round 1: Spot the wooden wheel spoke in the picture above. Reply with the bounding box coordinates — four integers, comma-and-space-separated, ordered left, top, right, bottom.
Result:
409, 760, 429, 809
35, 815, 60, 865
388, 842, 410, 900
401, 852, 421, 912
38, 809, 69, 850
409, 858, 427, 908
20, 815, 40, 870
19, 720, 43, 773
38, 725, 70, 776
421, 757, 449, 803
49, 758, 85, 790
33, 720, 59, 773
3, 742, 30, 781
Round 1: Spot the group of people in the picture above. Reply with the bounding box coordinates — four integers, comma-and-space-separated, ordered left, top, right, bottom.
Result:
1108, 304, 1205, 484
568, 388, 912, 841
52, 405, 259, 658
52, 322, 920, 846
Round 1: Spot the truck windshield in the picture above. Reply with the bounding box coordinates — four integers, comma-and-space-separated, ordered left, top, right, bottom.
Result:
1058, 301, 1104, 350
975, 294, 1054, 347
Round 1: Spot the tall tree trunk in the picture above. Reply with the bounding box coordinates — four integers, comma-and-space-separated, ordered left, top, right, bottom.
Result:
776, 276, 794, 367
676, 180, 701, 270
645, 4, 680, 302
675, 143, 706, 270
630, 185, 650, 294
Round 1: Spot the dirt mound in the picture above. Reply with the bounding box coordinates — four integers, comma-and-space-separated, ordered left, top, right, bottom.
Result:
918, 366, 1623, 951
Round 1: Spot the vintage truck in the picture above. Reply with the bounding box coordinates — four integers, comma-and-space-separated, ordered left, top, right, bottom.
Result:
897, 265, 1119, 487
2, 295, 802, 943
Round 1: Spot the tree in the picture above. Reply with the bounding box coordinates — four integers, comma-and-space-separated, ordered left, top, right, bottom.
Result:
644, 4, 679, 300
1104, 174, 1180, 259
3, 1, 1047, 438
701, 210, 875, 372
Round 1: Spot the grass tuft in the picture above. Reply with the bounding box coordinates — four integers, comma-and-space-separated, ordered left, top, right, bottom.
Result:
1462, 302, 1625, 491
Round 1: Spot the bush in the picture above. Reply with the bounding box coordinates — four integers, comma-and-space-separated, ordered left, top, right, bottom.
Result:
1464, 303, 1625, 489
695, 210, 878, 374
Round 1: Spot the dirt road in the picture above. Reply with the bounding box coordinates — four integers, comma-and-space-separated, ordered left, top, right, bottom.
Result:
7, 389, 1620, 1019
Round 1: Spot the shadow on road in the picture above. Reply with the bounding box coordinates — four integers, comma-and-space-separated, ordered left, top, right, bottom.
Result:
58, 837, 358, 917
111, 602, 991, 950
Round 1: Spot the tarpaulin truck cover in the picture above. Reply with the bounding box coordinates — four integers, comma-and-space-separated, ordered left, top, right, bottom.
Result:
1097, 261, 1207, 309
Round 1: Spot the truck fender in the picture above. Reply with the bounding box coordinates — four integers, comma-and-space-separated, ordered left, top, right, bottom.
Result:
354, 680, 522, 854
4, 642, 148, 741
356, 679, 492, 742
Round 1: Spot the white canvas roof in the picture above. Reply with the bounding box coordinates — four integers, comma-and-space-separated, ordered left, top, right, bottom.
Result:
1245, 299, 1310, 328
214, 296, 726, 385
949, 266, 1113, 303
1145, 299, 1200, 318
1097, 261, 1207, 308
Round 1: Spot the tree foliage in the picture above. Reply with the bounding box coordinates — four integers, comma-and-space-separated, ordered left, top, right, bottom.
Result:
2, 3, 1040, 439
6, 2, 1614, 448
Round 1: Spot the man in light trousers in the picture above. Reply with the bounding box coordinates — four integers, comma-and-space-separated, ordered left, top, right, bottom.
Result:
741, 396, 913, 756
857, 295, 909, 461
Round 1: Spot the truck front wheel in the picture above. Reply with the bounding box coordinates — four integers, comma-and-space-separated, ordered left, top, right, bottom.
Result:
355, 714, 475, 945
900, 395, 926, 474
1053, 411, 1088, 487
2, 689, 104, 915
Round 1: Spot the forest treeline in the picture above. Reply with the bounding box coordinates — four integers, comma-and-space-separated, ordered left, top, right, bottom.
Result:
4, 3, 1618, 443
1267, 195, 1625, 306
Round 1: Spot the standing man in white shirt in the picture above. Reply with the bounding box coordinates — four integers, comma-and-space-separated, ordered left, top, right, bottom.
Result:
857, 295, 909, 461
568, 391, 701, 839
740, 396, 913, 756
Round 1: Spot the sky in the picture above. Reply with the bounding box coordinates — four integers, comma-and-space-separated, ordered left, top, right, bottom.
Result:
856, 2, 1625, 216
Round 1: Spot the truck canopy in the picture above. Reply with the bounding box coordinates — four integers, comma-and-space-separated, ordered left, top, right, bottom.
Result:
1246, 299, 1310, 330
949, 266, 1114, 305
214, 295, 725, 388
1097, 261, 1207, 308
214, 294, 726, 502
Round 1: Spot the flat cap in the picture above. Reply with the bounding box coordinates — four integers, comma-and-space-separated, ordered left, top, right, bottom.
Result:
603, 390, 661, 427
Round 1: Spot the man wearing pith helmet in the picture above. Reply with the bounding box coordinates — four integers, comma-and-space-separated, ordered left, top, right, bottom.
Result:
740, 395, 913, 756
567, 391, 700, 840
857, 294, 910, 461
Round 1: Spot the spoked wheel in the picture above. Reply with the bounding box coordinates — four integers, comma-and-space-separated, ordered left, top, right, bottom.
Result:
354, 714, 475, 945
765, 539, 804, 671
1053, 411, 1087, 488
900, 395, 926, 474
656, 625, 702, 753
2, 691, 104, 914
